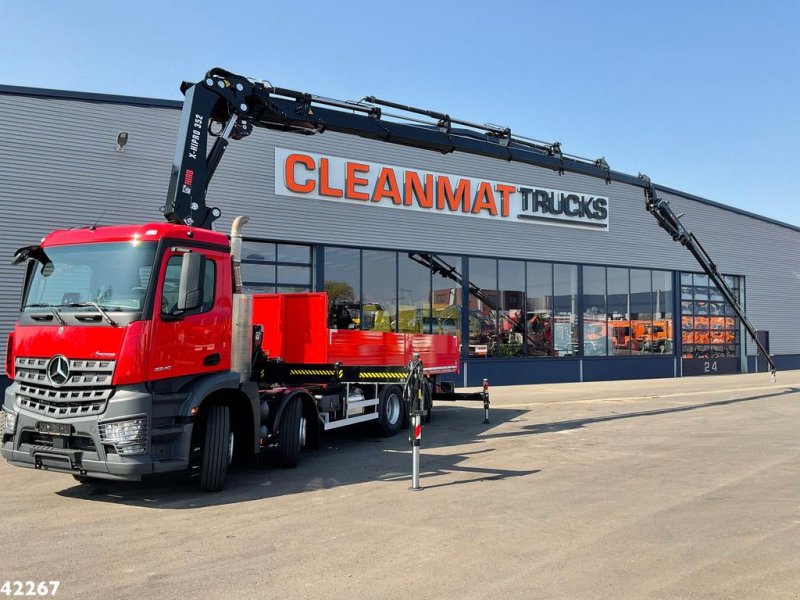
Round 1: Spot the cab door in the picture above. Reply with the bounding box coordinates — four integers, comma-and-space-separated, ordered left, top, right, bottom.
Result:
149, 248, 231, 381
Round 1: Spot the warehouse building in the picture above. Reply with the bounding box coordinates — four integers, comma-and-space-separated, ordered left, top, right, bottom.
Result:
1, 84, 798, 387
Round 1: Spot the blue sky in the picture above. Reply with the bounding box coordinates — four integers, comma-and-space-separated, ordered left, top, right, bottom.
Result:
2, 1, 798, 226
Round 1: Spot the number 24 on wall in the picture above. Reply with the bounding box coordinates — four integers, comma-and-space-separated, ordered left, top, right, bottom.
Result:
704, 361, 718, 373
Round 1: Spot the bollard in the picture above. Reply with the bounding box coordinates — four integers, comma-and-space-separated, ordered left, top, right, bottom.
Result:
410, 411, 422, 491
405, 353, 424, 491
482, 378, 490, 424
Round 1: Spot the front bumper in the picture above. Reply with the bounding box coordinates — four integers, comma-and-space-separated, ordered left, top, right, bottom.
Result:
1, 383, 193, 481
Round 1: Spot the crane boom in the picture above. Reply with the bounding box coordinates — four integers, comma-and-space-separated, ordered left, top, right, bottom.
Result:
164, 67, 775, 375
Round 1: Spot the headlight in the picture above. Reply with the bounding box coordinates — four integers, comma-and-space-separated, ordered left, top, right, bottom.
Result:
98, 417, 148, 456
1, 408, 17, 435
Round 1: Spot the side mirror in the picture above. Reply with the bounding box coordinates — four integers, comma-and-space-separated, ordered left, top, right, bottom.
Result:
12, 245, 49, 266
177, 252, 206, 312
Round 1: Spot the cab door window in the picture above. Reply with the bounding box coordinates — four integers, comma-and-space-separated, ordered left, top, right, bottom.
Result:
161, 254, 216, 315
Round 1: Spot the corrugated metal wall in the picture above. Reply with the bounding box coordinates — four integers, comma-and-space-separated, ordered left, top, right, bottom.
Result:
1, 91, 797, 363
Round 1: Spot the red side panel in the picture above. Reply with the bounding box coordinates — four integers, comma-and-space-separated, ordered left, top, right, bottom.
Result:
253, 292, 459, 372
329, 330, 407, 366
405, 333, 460, 373
329, 331, 459, 372
253, 295, 283, 359
253, 293, 328, 363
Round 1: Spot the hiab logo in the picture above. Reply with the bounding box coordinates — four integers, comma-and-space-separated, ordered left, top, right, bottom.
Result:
274, 148, 610, 230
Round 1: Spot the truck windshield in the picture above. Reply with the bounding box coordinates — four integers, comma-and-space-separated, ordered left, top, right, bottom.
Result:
22, 242, 158, 312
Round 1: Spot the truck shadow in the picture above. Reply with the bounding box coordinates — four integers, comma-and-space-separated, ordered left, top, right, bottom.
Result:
55, 405, 537, 508
479, 387, 799, 440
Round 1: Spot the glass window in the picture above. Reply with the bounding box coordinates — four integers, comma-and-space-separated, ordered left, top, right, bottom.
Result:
582, 266, 607, 357
161, 255, 215, 315
680, 272, 739, 359
651, 270, 674, 355
526, 262, 553, 357
277, 265, 311, 286
277, 244, 310, 263
324, 247, 360, 329
468, 258, 498, 358
398, 252, 432, 333
362, 250, 397, 331
241, 240, 311, 294
23, 242, 158, 312
630, 269, 652, 355
607, 267, 630, 356
431, 255, 462, 345
241, 263, 276, 292
498, 260, 525, 357
242, 241, 276, 262
553, 264, 578, 357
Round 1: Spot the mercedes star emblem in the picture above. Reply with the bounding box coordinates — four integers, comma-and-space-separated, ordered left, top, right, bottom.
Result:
46, 355, 71, 387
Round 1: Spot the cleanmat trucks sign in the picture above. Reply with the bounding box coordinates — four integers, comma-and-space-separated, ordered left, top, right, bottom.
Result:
274, 147, 610, 230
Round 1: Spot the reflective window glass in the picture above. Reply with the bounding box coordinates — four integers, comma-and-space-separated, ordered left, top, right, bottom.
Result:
468, 258, 498, 358
607, 267, 630, 356
399, 252, 432, 333
553, 264, 578, 357
324, 247, 360, 329
498, 260, 525, 357
583, 266, 607, 356
526, 262, 553, 357
431, 255, 463, 345
362, 250, 397, 331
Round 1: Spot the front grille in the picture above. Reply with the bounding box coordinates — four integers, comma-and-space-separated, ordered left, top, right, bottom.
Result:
14, 357, 116, 419
21, 431, 97, 452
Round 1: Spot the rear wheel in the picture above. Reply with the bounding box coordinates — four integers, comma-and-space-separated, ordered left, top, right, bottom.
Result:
199, 404, 231, 492
376, 385, 404, 436
277, 397, 304, 468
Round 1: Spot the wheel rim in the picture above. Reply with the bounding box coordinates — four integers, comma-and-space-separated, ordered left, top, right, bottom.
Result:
299, 416, 307, 447
227, 431, 235, 465
387, 392, 401, 425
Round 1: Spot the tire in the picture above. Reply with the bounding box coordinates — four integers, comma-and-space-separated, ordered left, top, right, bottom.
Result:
72, 475, 92, 485
376, 385, 404, 437
277, 397, 304, 468
199, 404, 231, 492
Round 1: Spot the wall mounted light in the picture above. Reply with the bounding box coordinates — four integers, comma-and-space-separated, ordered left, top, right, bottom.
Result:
116, 131, 129, 152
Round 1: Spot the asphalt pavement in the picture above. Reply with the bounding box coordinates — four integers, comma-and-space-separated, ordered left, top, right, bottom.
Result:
1, 370, 799, 599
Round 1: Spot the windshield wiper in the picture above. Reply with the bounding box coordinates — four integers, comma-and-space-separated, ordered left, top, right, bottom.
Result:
24, 303, 66, 325
65, 302, 119, 327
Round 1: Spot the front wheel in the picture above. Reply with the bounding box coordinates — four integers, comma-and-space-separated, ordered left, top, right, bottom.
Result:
199, 404, 231, 492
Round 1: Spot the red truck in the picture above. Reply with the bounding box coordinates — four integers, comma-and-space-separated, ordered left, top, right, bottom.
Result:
1, 68, 775, 491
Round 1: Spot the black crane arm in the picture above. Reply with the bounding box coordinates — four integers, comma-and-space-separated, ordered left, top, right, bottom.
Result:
163, 67, 776, 376
164, 68, 643, 228
642, 176, 776, 375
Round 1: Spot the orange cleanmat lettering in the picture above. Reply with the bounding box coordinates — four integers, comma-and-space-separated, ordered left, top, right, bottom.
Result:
471, 182, 498, 215
319, 158, 343, 197
346, 162, 370, 201
372, 167, 402, 204
437, 177, 470, 212
285, 154, 316, 193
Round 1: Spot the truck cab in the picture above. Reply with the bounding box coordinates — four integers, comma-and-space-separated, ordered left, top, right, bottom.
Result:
2, 222, 239, 484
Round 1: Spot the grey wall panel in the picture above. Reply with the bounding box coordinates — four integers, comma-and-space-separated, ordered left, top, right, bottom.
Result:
0, 92, 798, 366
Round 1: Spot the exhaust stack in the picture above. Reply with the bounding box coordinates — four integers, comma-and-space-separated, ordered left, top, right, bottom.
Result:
230, 216, 252, 382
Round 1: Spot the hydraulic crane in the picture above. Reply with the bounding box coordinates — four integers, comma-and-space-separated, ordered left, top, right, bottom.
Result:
164, 67, 776, 377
